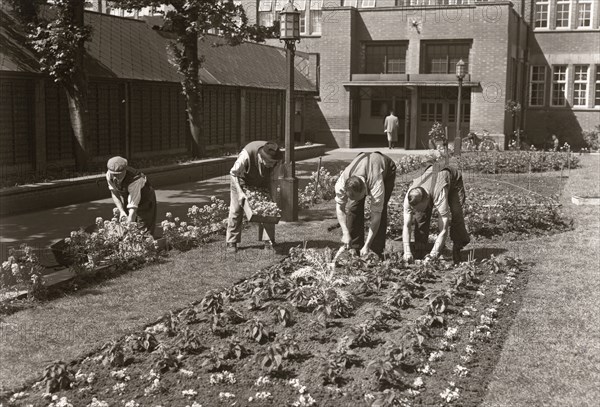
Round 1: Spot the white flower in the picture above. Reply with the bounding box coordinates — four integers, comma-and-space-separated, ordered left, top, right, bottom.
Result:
453, 364, 469, 377
180, 369, 194, 377
465, 345, 475, 355
9, 392, 28, 403
440, 384, 460, 403
480, 314, 493, 325
123, 401, 139, 407
292, 393, 317, 406
445, 327, 459, 341
185, 403, 203, 407
254, 391, 272, 400
112, 382, 126, 393
182, 389, 198, 397
218, 392, 235, 399
254, 376, 271, 386
428, 350, 444, 362
461, 310, 471, 317
87, 372, 96, 384
413, 376, 424, 388
419, 364, 436, 375
86, 398, 109, 407
110, 368, 129, 381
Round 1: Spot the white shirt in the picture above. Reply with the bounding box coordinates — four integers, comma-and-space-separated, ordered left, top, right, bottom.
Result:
106, 172, 146, 210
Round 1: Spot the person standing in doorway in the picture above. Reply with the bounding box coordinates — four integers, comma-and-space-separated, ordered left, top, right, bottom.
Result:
384, 110, 400, 149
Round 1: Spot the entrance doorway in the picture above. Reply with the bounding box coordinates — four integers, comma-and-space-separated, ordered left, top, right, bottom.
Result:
357, 87, 409, 148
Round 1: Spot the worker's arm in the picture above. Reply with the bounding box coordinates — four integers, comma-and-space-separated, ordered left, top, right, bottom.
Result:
336, 203, 351, 245
334, 174, 350, 245
428, 186, 451, 260
429, 214, 449, 259
361, 177, 385, 256
126, 177, 146, 223
230, 151, 250, 204
402, 210, 414, 263
362, 210, 382, 256
110, 191, 128, 221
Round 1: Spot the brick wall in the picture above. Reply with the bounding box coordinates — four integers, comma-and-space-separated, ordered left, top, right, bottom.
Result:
273, 4, 516, 148
525, 28, 600, 147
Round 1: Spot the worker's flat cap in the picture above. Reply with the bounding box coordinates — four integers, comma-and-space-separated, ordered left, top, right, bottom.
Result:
107, 156, 128, 174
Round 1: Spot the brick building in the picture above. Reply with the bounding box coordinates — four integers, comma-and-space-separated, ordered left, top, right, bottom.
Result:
239, 0, 599, 149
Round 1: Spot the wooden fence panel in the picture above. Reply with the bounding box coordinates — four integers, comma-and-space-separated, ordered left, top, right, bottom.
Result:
45, 82, 73, 162
0, 78, 34, 167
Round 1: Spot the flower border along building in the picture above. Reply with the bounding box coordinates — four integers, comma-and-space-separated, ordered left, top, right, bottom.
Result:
241, 0, 600, 150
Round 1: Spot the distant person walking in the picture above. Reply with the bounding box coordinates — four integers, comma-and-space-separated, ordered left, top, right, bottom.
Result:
551, 134, 559, 151
106, 156, 157, 236
226, 141, 283, 252
384, 110, 400, 149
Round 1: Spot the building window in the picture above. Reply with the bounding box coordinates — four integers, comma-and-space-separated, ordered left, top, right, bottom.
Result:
258, 0, 273, 26
371, 100, 392, 117
552, 65, 568, 106
529, 66, 546, 107
555, 0, 571, 28
361, 0, 376, 7
577, 0, 592, 28
462, 103, 470, 122
573, 65, 589, 106
297, 0, 307, 34
342, 0, 358, 6
423, 42, 470, 74
365, 43, 407, 74
420, 102, 443, 122
534, 0, 549, 28
310, 0, 322, 35
595, 66, 600, 107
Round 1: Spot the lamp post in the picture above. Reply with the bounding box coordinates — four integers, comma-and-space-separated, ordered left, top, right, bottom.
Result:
279, 1, 300, 222
455, 59, 466, 160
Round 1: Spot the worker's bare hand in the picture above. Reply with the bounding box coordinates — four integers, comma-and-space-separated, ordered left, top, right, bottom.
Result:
403, 252, 414, 263
360, 246, 370, 257
341, 232, 351, 245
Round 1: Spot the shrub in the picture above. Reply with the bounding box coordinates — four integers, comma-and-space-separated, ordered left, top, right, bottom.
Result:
458, 151, 579, 174
66, 214, 158, 271
299, 167, 340, 209
582, 125, 600, 151
0, 244, 45, 297
161, 196, 228, 251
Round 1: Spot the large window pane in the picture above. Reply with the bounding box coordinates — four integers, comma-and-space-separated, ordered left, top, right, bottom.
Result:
423, 42, 470, 74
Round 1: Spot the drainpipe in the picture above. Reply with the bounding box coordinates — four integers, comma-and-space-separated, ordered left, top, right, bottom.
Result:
520, 0, 532, 133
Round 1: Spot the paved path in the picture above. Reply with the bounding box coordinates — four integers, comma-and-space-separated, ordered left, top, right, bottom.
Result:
0, 148, 418, 260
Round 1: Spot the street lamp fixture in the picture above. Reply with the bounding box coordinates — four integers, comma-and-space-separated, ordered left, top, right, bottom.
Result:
454, 59, 466, 159
279, 1, 301, 222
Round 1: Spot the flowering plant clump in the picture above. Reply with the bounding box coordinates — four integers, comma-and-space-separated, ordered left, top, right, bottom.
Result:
66, 213, 158, 271
396, 152, 438, 176
0, 244, 45, 297
458, 151, 579, 174
161, 196, 229, 251
298, 167, 340, 209
244, 187, 281, 217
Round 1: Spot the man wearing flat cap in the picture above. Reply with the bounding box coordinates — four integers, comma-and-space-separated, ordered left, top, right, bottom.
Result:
106, 156, 157, 236
226, 141, 283, 252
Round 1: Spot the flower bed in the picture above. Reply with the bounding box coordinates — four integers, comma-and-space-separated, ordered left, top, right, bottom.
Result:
387, 180, 572, 241
458, 151, 579, 174
6, 247, 528, 407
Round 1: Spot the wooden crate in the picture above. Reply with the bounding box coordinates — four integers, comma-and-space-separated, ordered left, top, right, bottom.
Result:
243, 200, 281, 224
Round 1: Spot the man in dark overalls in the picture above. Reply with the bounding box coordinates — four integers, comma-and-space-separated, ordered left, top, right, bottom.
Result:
226, 141, 283, 252
106, 156, 157, 236
402, 162, 470, 264
335, 152, 397, 259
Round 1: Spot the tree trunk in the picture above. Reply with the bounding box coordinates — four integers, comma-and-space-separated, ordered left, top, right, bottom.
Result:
183, 33, 205, 158
65, 78, 90, 172
68, 0, 90, 171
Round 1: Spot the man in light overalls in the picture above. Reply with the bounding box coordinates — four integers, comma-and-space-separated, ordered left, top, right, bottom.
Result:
402, 162, 470, 264
335, 152, 397, 259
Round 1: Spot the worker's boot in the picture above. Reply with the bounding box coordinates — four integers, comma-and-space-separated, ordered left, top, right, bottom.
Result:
452, 245, 463, 265
226, 242, 238, 253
